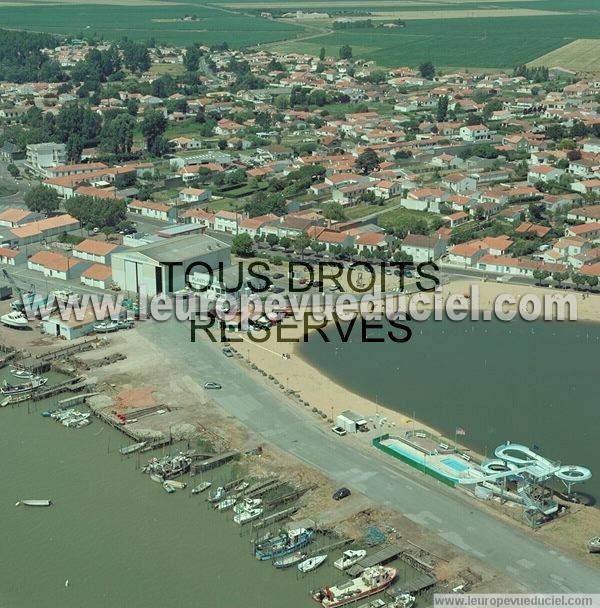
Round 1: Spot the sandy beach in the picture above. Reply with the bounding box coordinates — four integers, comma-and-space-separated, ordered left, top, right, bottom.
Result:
230, 279, 600, 444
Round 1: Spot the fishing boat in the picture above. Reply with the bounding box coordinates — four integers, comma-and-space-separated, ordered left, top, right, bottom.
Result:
0, 398, 10, 408
93, 320, 120, 333
588, 537, 600, 553
298, 554, 327, 573
233, 481, 249, 492
334, 549, 367, 571
313, 566, 397, 607
150, 474, 164, 483
216, 497, 236, 511
233, 497, 262, 514
16, 499, 52, 507
164, 480, 186, 490
0, 311, 28, 329
163, 482, 176, 494
273, 552, 307, 569
9, 367, 33, 379
208, 487, 226, 502
233, 506, 263, 525
119, 442, 147, 455
191, 481, 212, 494
389, 593, 416, 608
254, 527, 315, 560
1, 376, 47, 395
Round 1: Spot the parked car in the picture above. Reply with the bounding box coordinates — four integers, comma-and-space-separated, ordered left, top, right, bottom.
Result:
272, 272, 285, 279
270, 286, 285, 293
331, 426, 347, 436
204, 382, 222, 390
222, 348, 234, 358
333, 487, 351, 501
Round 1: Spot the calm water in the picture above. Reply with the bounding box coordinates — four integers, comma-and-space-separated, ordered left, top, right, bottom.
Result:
299, 318, 600, 500
0, 369, 381, 608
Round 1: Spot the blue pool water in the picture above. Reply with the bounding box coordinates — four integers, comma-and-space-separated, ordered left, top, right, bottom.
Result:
442, 457, 469, 473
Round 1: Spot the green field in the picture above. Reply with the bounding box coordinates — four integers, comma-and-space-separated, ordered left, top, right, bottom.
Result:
0, 0, 599, 69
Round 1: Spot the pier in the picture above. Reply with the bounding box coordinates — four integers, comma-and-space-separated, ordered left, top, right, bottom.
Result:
264, 484, 316, 509
253, 506, 299, 529
195, 450, 240, 472
347, 544, 405, 576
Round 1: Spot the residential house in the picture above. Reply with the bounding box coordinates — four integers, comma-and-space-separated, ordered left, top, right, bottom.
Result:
402, 234, 447, 263
128, 199, 177, 222
0, 208, 38, 228
0, 246, 24, 266
214, 210, 242, 233
73, 239, 120, 265
178, 187, 211, 205
27, 251, 85, 280
459, 124, 492, 142
527, 165, 564, 184
81, 263, 113, 290
25, 142, 67, 175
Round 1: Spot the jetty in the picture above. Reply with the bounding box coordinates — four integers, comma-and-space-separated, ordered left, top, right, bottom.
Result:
192, 450, 240, 472
264, 484, 316, 509
347, 544, 404, 576
253, 506, 299, 529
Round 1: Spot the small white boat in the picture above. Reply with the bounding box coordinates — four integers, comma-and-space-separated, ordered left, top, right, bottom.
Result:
16, 499, 52, 507
0, 397, 10, 408
94, 320, 120, 333
273, 551, 307, 569
298, 554, 327, 573
163, 480, 186, 490
389, 594, 416, 608
233, 506, 263, 524
208, 487, 225, 502
163, 482, 176, 494
1, 311, 28, 329
191, 481, 212, 494
9, 367, 33, 379
119, 442, 146, 455
233, 498, 262, 514
334, 549, 367, 571
216, 497, 236, 511
356, 599, 387, 608
150, 474, 164, 483
233, 481, 249, 492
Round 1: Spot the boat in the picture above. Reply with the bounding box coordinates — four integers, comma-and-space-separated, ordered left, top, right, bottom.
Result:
588, 537, 600, 553
163, 482, 176, 494
191, 481, 212, 494
0, 311, 29, 329
313, 566, 397, 607
233, 497, 262, 514
334, 549, 367, 571
389, 593, 416, 608
216, 497, 236, 511
0, 398, 10, 408
233, 506, 263, 525
163, 480, 186, 490
273, 552, 307, 569
16, 499, 52, 507
150, 474, 164, 483
9, 367, 33, 379
356, 600, 387, 608
254, 527, 315, 560
298, 554, 327, 573
94, 320, 120, 333
208, 487, 226, 502
233, 481, 249, 492
1, 376, 47, 395
119, 442, 147, 455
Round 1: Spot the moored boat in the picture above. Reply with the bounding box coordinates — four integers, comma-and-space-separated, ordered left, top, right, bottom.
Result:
588, 536, 600, 553
191, 481, 212, 494
233, 506, 263, 525
298, 554, 327, 573
0, 311, 29, 329
16, 499, 52, 507
1, 376, 47, 395
313, 566, 397, 607
163, 482, 176, 494
334, 549, 367, 571
216, 497, 236, 511
119, 442, 147, 455
208, 487, 226, 502
233, 497, 262, 514
273, 552, 307, 569
164, 480, 187, 490
388, 593, 416, 608
255, 527, 314, 560
9, 367, 33, 379
94, 320, 120, 333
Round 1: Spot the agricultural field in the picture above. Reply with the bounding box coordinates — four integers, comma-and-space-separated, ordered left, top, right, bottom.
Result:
0, 0, 598, 70
527, 39, 600, 73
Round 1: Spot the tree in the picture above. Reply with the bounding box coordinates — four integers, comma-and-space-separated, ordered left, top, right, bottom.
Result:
339, 45, 353, 60
356, 148, 380, 174
279, 236, 292, 249
64, 195, 127, 229
322, 202, 347, 222
552, 271, 569, 286
23, 185, 59, 214
419, 62, 435, 79
266, 233, 279, 247
183, 45, 201, 72
231, 233, 254, 257
571, 272, 587, 290
66, 133, 84, 161
294, 232, 311, 260
532, 269, 550, 285
100, 113, 135, 155
121, 40, 150, 73
6, 164, 19, 178
140, 110, 167, 156
319, 47, 326, 61
436, 95, 448, 122
585, 275, 598, 290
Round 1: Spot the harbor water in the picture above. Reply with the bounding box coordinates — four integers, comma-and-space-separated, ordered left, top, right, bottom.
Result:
0, 368, 418, 607
299, 318, 599, 501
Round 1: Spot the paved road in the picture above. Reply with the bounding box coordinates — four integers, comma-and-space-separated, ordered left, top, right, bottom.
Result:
142, 316, 600, 593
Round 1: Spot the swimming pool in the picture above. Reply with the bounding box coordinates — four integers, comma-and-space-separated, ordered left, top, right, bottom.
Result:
441, 457, 469, 473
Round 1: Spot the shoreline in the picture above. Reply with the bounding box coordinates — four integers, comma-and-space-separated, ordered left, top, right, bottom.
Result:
232, 280, 600, 457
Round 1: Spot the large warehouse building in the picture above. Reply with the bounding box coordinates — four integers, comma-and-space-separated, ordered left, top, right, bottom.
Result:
110, 234, 231, 296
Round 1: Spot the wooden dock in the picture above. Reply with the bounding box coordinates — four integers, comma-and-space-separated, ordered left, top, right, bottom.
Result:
347, 544, 405, 576
244, 478, 280, 498
387, 570, 436, 595
264, 484, 316, 509
253, 506, 299, 529
196, 450, 240, 472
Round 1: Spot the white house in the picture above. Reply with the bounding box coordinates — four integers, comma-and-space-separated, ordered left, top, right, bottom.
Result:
459, 124, 492, 142
128, 199, 177, 222
402, 234, 447, 263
